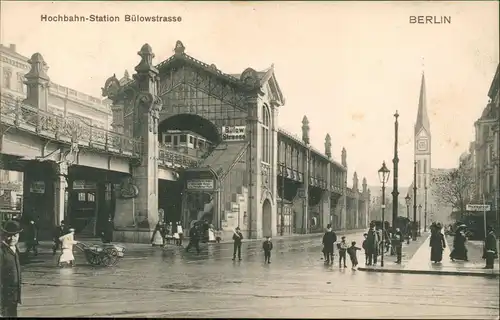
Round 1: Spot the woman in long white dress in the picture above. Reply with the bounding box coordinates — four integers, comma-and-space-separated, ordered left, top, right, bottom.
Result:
58, 228, 78, 267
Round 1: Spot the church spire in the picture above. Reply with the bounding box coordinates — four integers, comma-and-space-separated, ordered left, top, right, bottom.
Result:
415, 69, 430, 136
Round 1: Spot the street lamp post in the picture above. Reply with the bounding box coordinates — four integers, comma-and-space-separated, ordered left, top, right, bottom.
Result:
418, 204, 422, 237
392, 111, 400, 230
378, 161, 391, 268
412, 160, 418, 240
405, 194, 411, 244
424, 185, 428, 232
405, 195, 411, 219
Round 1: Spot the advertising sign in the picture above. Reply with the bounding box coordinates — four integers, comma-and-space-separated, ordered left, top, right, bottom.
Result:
30, 181, 45, 194
73, 180, 97, 190
466, 204, 491, 212
187, 179, 214, 190
222, 126, 246, 141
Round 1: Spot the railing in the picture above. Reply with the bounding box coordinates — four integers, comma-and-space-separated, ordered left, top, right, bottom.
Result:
0, 96, 141, 157
158, 147, 200, 168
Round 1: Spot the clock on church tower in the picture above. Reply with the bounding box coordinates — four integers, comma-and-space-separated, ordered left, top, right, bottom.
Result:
417, 139, 429, 152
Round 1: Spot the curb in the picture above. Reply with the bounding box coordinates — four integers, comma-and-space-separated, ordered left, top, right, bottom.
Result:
357, 267, 500, 278
210, 228, 367, 245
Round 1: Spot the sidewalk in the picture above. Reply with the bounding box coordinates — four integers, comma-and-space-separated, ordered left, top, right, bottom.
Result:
359, 232, 500, 278
30, 228, 367, 253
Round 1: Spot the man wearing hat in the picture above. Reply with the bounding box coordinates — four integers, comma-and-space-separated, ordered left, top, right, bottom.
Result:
0, 220, 23, 317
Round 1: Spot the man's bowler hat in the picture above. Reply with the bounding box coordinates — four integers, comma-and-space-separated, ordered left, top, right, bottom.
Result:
1, 220, 23, 235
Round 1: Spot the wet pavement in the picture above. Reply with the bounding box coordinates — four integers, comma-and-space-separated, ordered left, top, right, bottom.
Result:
19, 232, 500, 318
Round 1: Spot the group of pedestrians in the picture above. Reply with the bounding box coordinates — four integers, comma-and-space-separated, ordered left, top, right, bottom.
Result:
321, 224, 362, 269
150, 220, 184, 247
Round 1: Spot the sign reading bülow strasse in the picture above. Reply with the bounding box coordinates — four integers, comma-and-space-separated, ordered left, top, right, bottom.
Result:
222, 126, 246, 141
187, 179, 214, 190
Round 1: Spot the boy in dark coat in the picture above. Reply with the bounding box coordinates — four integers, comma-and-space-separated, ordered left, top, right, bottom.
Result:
337, 236, 348, 268
362, 233, 369, 265
1, 220, 23, 317
52, 220, 66, 255
347, 241, 362, 270
262, 236, 273, 264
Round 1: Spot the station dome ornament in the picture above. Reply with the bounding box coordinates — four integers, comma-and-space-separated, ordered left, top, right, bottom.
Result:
240, 67, 259, 89
102, 74, 121, 99
174, 40, 185, 54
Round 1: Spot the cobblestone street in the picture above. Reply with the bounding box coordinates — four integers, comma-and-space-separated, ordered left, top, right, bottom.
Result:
19, 232, 500, 318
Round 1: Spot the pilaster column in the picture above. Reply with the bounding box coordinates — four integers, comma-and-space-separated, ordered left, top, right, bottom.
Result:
341, 175, 347, 230
322, 162, 331, 229
130, 44, 162, 233
53, 162, 68, 225
302, 147, 310, 234
245, 94, 260, 239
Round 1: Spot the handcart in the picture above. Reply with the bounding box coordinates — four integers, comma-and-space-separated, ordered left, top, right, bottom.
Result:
75, 242, 125, 267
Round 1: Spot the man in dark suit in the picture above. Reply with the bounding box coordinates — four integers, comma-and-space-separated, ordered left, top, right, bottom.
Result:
1, 220, 23, 317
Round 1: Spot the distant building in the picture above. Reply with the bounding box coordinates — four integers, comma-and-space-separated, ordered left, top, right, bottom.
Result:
0, 43, 113, 206
410, 71, 454, 225
472, 63, 499, 210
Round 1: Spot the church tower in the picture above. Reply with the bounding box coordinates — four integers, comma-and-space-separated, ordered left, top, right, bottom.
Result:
414, 71, 431, 210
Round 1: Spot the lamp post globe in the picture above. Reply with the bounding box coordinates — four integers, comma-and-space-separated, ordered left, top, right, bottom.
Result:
378, 161, 390, 267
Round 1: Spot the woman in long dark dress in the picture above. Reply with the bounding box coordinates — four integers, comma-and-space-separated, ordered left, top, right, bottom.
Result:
429, 222, 446, 263
450, 225, 468, 261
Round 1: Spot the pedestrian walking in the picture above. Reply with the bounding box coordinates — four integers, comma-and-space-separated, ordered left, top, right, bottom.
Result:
101, 217, 114, 244
25, 219, 39, 256
262, 236, 273, 264
347, 241, 362, 270
362, 233, 369, 265
392, 227, 403, 264
58, 228, 78, 267
450, 224, 468, 262
429, 222, 446, 263
337, 236, 348, 268
232, 227, 243, 261
483, 226, 498, 269
0, 220, 23, 317
52, 220, 66, 255
322, 224, 337, 264
165, 222, 173, 245
185, 225, 201, 254
176, 221, 184, 246
150, 220, 166, 247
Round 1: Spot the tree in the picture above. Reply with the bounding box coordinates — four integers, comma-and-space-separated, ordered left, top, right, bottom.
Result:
431, 161, 474, 215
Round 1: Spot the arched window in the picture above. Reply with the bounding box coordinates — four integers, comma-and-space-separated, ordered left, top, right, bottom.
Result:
261, 105, 271, 163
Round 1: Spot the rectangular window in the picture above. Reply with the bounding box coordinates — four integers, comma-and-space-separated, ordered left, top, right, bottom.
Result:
418, 176, 421, 189
417, 160, 421, 174
173, 136, 178, 145
180, 135, 187, 143
78, 193, 86, 201
87, 193, 95, 202
165, 136, 172, 143
3, 70, 11, 89
189, 136, 193, 144
424, 159, 427, 174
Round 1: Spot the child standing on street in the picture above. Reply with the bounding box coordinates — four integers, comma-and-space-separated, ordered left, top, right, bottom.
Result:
337, 236, 348, 268
262, 236, 273, 264
347, 241, 362, 270
362, 233, 369, 265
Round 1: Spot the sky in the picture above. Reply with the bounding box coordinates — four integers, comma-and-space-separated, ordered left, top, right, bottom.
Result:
1, 1, 498, 188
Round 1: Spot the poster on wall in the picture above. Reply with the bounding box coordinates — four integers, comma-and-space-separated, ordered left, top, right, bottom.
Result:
187, 179, 214, 190
221, 126, 246, 141
30, 181, 45, 194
